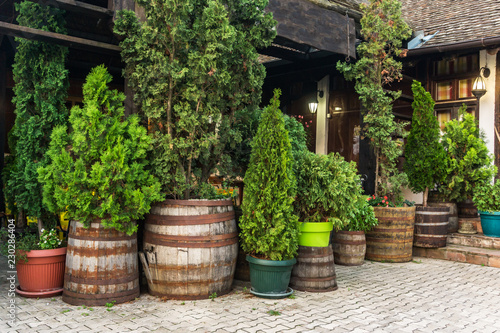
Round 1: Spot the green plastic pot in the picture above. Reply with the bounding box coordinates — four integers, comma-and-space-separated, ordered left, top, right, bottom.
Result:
246, 255, 296, 299
298, 221, 334, 247
479, 211, 500, 237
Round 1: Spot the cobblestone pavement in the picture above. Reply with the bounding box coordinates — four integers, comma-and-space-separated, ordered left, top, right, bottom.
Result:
1, 256, 499, 333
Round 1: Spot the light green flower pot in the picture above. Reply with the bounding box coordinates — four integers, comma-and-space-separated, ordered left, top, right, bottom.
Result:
298, 221, 334, 247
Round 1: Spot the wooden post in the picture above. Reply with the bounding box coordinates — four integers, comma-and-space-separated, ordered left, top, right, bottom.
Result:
0, 52, 6, 214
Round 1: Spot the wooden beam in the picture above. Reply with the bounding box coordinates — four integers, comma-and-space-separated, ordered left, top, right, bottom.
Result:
0, 21, 121, 54
27, 0, 113, 18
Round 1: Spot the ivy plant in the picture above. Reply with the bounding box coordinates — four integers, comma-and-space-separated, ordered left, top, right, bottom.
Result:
341, 197, 378, 232
5, 1, 68, 227
293, 150, 364, 229
473, 178, 500, 213
239, 90, 299, 261
404, 81, 447, 206
114, 0, 276, 199
337, 0, 412, 203
440, 105, 495, 203
38, 66, 164, 235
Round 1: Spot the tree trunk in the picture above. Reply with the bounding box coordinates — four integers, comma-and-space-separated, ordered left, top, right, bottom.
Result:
423, 187, 429, 207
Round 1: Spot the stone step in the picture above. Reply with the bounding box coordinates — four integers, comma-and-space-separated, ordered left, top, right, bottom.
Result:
447, 233, 500, 250
413, 244, 500, 268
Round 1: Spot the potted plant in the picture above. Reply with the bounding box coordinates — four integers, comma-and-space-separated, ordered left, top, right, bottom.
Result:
38, 66, 163, 305
474, 177, 500, 237
404, 81, 449, 247
440, 106, 495, 223
337, 0, 415, 262
1, 226, 66, 298
239, 89, 299, 299
114, 0, 277, 299
293, 150, 365, 247
332, 197, 378, 266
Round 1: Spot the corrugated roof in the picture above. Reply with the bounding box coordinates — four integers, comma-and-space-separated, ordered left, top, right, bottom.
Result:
400, 0, 500, 47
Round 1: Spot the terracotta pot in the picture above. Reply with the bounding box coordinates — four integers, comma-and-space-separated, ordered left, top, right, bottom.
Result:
16, 247, 66, 294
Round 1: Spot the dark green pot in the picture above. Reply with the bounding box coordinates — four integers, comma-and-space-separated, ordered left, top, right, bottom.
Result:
246, 255, 296, 299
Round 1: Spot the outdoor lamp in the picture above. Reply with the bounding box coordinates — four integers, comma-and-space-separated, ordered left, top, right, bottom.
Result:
471, 67, 490, 99
308, 90, 324, 114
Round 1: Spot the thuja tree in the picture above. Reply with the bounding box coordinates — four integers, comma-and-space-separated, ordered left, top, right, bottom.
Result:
114, 0, 276, 199
239, 90, 299, 261
440, 105, 495, 203
405, 81, 446, 206
5, 1, 68, 226
337, 0, 411, 202
38, 66, 163, 235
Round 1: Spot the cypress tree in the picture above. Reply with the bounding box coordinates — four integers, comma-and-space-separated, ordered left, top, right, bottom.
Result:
6, 1, 69, 227
239, 90, 299, 261
405, 81, 447, 206
337, 0, 412, 202
113, 0, 276, 199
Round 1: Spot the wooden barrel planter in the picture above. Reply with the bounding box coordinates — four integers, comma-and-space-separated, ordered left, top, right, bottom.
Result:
413, 206, 449, 248
428, 202, 458, 233
332, 231, 366, 266
365, 206, 416, 263
142, 199, 238, 300
62, 221, 140, 306
457, 199, 478, 218
290, 245, 337, 292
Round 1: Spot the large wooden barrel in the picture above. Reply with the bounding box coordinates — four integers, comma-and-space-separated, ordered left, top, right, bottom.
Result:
290, 245, 337, 292
365, 206, 416, 263
143, 199, 238, 300
457, 199, 478, 218
63, 221, 139, 306
428, 202, 458, 233
413, 206, 449, 248
332, 230, 366, 266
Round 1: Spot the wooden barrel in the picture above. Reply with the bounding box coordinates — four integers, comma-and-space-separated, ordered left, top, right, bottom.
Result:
290, 245, 337, 292
365, 206, 416, 263
458, 217, 480, 234
413, 206, 449, 248
332, 230, 366, 266
143, 199, 238, 300
457, 199, 478, 218
62, 221, 139, 306
428, 202, 458, 233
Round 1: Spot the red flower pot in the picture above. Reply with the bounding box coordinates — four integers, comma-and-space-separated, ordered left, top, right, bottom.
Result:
16, 247, 66, 296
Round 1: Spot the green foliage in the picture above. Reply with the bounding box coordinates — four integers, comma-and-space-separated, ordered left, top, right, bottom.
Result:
337, 0, 411, 202
342, 197, 378, 232
405, 81, 447, 205
474, 178, 500, 212
293, 150, 364, 229
366, 194, 414, 208
440, 106, 495, 202
0, 224, 47, 263
114, 0, 276, 199
38, 66, 164, 235
220, 107, 262, 181
284, 115, 309, 159
239, 90, 299, 261
5, 1, 68, 221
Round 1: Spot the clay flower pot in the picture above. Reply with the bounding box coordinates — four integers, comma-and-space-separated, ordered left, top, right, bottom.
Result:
16, 247, 67, 298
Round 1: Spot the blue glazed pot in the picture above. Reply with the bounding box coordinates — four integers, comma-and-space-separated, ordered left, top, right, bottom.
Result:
479, 211, 500, 238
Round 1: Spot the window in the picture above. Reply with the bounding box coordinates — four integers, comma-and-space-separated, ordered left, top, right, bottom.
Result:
432, 54, 478, 102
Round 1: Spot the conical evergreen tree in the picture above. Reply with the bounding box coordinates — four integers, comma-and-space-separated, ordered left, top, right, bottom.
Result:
38, 66, 163, 235
6, 1, 68, 225
239, 90, 299, 261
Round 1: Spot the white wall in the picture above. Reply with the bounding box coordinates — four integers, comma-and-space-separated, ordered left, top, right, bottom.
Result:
315, 75, 330, 155
478, 49, 497, 159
